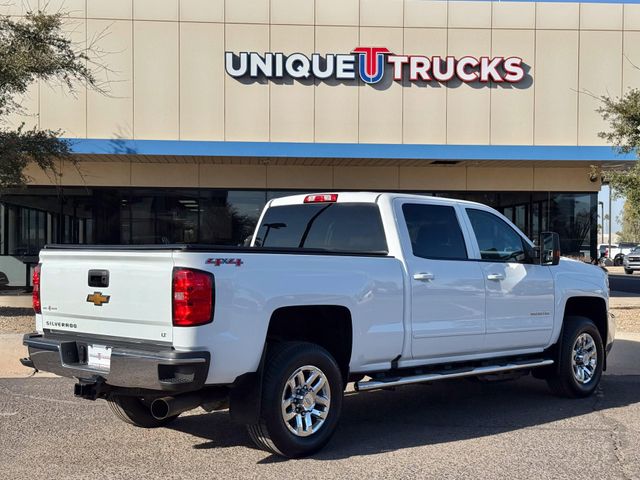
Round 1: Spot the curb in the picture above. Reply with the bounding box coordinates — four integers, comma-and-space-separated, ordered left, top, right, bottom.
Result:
610, 296, 640, 309
0, 295, 32, 309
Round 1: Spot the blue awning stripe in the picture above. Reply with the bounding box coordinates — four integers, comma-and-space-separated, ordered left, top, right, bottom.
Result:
66, 138, 637, 162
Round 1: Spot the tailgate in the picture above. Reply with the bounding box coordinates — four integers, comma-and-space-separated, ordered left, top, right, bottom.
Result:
39, 249, 175, 343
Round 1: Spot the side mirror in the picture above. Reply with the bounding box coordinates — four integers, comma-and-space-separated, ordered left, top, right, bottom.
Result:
536, 232, 560, 265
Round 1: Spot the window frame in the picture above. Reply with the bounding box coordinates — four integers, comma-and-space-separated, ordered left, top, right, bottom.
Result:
463, 207, 535, 264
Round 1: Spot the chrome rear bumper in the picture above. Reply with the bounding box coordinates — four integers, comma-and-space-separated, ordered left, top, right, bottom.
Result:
22, 333, 210, 393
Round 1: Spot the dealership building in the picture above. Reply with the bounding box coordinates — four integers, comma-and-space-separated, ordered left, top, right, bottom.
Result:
1, 0, 639, 286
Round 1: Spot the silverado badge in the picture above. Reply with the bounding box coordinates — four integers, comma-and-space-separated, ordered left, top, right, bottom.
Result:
86, 292, 110, 306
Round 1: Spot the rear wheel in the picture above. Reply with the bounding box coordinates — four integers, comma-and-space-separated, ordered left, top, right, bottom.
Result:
107, 395, 179, 428
247, 342, 343, 458
614, 256, 624, 266
547, 316, 604, 398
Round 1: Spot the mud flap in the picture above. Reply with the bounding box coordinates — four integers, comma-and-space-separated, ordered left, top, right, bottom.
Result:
228, 347, 267, 425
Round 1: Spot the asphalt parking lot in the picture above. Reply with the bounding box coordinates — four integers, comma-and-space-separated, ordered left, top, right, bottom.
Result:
1, 334, 639, 480
610, 272, 640, 295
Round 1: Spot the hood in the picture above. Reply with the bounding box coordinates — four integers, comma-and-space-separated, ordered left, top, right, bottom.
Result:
557, 257, 608, 290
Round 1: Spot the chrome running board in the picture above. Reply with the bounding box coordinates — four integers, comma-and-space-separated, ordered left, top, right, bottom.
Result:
354, 359, 554, 392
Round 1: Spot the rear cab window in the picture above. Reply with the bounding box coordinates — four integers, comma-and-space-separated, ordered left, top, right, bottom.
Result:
255, 203, 388, 253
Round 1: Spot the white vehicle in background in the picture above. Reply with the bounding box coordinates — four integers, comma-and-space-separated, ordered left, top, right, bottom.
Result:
22, 192, 615, 457
606, 242, 640, 266
598, 243, 616, 261
623, 246, 640, 274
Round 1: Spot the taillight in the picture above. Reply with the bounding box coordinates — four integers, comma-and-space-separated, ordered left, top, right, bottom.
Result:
172, 268, 214, 327
32, 263, 42, 314
304, 194, 338, 203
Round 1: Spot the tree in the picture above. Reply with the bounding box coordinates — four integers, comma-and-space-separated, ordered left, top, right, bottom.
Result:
0, 10, 99, 188
598, 89, 640, 155
617, 199, 640, 242
597, 88, 640, 217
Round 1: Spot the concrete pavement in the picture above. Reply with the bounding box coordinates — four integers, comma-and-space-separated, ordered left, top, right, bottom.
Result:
607, 331, 640, 375
0, 334, 30, 377
0, 334, 56, 379
0, 295, 31, 308
610, 296, 640, 308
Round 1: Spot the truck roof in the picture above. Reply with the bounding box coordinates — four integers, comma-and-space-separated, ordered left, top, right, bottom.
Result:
268, 192, 488, 208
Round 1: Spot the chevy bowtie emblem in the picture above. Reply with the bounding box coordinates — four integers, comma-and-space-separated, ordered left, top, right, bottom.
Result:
87, 292, 110, 306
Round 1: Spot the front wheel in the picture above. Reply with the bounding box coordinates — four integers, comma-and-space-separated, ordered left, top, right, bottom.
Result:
247, 342, 343, 458
625, 268, 633, 275
614, 256, 624, 266
547, 316, 604, 398
107, 395, 179, 428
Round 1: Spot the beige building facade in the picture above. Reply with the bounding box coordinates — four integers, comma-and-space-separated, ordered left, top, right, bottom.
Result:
0, 0, 638, 285
5, 0, 640, 147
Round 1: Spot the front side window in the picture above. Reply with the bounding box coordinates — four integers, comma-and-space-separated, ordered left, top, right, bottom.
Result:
402, 204, 468, 260
255, 203, 387, 253
466, 208, 528, 262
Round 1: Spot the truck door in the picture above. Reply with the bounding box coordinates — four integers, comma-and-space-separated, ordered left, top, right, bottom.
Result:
396, 201, 486, 360
463, 208, 555, 351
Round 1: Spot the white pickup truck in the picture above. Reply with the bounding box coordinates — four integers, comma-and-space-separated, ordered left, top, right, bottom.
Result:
22, 192, 614, 457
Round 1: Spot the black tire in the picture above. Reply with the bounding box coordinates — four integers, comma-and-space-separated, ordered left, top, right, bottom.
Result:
625, 268, 633, 275
246, 342, 343, 458
107, 395, 179, 428
547, 316, 604, 398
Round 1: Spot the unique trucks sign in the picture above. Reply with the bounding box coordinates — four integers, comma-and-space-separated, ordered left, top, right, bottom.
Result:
225, 46, 525, 85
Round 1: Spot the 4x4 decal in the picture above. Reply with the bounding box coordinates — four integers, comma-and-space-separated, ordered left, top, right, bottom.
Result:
206, 258, 244, 267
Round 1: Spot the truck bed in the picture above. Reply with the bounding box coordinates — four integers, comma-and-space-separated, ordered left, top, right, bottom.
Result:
36, 244, 405, 384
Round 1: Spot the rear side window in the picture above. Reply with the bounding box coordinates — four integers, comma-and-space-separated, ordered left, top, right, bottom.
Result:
255, 203, 388, 253
466, 208, 527, 262
402, 204, 468, 260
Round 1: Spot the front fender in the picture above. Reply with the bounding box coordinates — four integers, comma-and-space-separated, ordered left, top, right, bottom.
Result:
549, 261, 608, 348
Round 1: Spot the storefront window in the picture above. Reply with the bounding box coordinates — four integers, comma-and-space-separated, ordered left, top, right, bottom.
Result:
199, 190, 265, 245
432, 191, 596, 260
124, 189, 200, 244
4, 205, 47, 255
0, 187, 599, 285
548, 193, 596, 260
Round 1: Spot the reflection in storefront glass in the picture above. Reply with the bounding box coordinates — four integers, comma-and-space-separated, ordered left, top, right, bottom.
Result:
0, 187, 598, 286
433, 191, 596, 260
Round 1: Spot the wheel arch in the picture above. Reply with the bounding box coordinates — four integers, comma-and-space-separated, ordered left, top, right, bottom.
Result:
561, 296, 608, 369
266, 305, 353, 384
228, 304, 353, 425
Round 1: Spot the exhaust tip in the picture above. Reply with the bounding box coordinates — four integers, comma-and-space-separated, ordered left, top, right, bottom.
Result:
150, 398, 171, 420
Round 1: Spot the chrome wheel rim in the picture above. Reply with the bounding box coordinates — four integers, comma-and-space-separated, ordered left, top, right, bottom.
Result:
281, 365, 331, 437
571, 333, 598, 384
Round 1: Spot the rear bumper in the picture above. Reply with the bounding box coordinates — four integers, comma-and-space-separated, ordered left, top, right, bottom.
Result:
22, 333, 210, 393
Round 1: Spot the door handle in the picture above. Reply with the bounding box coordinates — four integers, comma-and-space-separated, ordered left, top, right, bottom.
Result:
487, 273, 505, 281
413, 272, 435, 282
